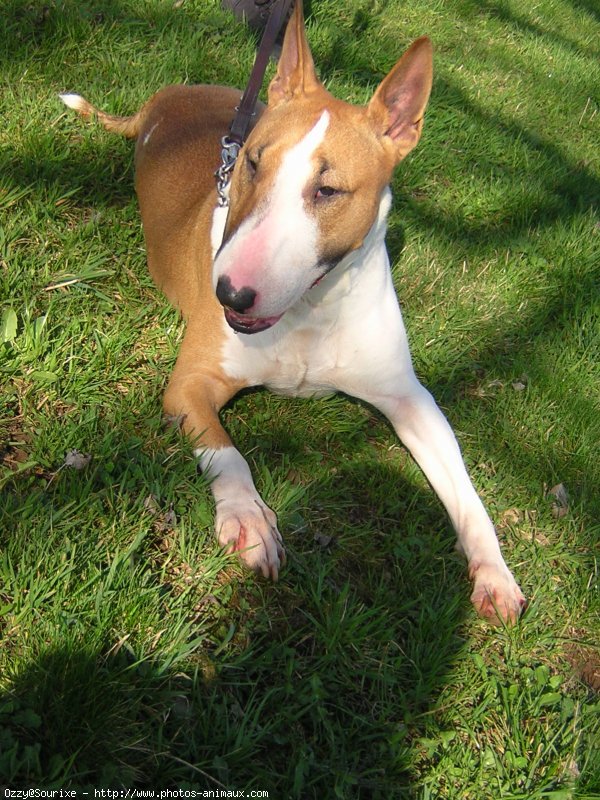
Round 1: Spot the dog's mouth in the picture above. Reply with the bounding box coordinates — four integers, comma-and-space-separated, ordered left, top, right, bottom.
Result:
223, 307, 283, 334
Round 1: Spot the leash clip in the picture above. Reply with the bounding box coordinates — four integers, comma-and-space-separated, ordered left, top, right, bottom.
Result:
215, 135, 241, 207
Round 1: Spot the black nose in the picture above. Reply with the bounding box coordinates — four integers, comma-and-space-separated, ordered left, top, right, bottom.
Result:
215, 275, 257, 313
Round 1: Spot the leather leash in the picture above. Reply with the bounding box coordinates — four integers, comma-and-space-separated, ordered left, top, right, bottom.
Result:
216, 0, 295, 207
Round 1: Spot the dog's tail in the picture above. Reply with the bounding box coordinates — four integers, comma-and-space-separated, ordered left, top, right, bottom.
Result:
59, 93, 144, 139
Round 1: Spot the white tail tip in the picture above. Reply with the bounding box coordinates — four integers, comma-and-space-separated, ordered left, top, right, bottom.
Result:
59, 93, 87, 111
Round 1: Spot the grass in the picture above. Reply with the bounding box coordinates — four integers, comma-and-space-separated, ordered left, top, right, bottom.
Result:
0, 0, 599, 796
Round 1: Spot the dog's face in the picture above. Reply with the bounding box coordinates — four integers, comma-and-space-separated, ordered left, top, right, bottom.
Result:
214, 99, 393, 333
213, 2, 432, 334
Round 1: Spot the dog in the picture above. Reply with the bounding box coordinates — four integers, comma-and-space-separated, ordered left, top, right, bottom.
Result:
60, 1, 525, 623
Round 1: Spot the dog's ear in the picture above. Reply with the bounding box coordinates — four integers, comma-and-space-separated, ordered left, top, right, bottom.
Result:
268, 0, 320, 106
367, 37, 433, 162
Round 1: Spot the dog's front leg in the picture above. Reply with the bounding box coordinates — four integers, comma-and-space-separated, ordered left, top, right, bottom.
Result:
363, 379, 526, 623
196, 444, 284, 580
164, 337, 285, 580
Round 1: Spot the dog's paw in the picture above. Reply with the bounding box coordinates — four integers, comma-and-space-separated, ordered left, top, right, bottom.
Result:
470, 561, 527, 625
215, 494, 285, 581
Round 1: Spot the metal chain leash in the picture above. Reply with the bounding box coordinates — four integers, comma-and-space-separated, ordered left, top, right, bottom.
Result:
216, 136, 241, 207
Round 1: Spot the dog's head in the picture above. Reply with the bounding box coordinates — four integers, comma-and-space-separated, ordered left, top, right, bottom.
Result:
214, 1, 433, 334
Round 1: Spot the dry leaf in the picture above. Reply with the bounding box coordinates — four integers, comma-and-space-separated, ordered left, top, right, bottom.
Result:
547, 482, 569, 518
155, 505, 177, 533
143, 494, 160, 514
500, 508, 524, 526
163, 506, 177, 528
142, 494, 177, 532
64, 450, 91, 470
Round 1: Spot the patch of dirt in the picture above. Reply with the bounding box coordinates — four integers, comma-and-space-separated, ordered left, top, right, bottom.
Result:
565, 643, 600, 693
0, 416, 32, 472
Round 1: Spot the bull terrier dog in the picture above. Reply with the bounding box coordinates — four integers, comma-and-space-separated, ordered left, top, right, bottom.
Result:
61, 1, 526, 622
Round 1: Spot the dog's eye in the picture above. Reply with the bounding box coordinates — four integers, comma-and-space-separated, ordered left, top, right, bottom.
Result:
315, 185, 339, 200
246, 153, 258, 175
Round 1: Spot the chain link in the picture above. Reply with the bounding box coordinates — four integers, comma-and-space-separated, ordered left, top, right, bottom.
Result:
215, 135, 241, 207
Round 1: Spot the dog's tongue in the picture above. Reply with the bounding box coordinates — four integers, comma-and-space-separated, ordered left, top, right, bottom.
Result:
224, 307, 282, 334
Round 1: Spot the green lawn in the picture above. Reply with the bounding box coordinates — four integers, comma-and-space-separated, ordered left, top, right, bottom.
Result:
1, 0, 599, 796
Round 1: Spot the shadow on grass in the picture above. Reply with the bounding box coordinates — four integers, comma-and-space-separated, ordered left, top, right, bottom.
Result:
477, 0, 599, 57
3, 0, 598, 238
0, 406, 468, 794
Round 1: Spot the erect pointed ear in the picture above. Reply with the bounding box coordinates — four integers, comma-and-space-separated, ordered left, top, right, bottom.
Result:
267, 0, 321, 107
367, 37, 433, 163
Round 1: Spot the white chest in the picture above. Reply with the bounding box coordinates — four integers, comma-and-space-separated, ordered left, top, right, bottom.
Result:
221, 303, 344, 398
